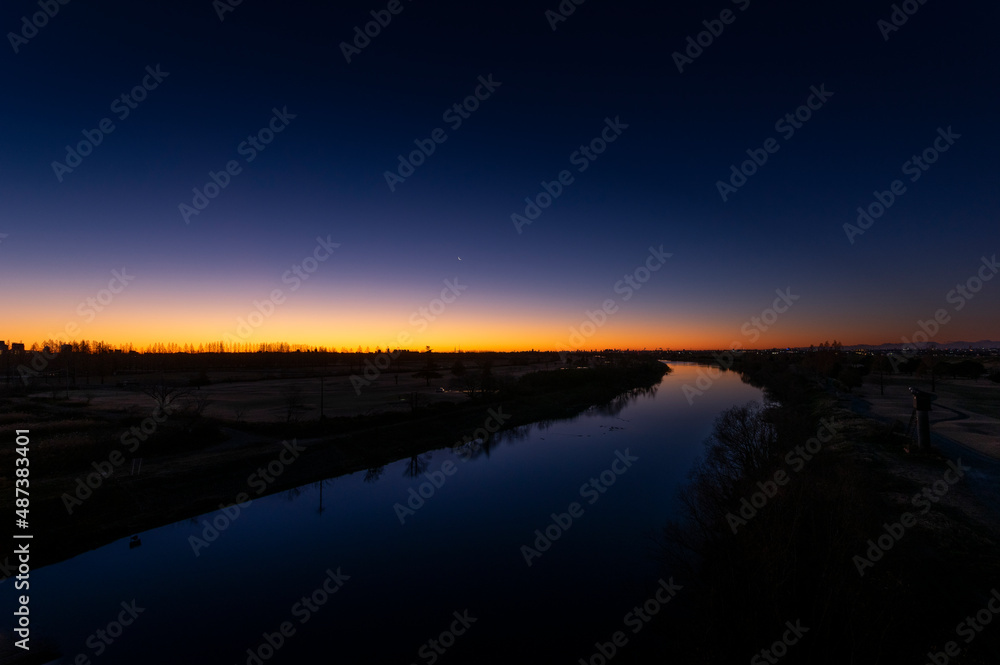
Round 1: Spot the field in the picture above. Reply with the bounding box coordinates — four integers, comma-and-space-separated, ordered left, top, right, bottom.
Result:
854, 373, 1000, 459
0, 352, 667, 571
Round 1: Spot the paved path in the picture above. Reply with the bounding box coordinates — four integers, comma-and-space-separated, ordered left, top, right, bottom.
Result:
846, 388, 1000, 528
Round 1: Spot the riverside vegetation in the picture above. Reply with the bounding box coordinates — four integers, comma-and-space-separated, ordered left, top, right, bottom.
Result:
0, 351, 668, 572
654, 351, 1000, 664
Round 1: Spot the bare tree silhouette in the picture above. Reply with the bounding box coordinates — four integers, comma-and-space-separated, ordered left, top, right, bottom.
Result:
139, 382, 189, 412
403, 453, 431, 478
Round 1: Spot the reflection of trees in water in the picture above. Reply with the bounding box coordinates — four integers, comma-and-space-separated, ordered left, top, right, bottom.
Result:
450, 385, 658, 461
313, 479, 333, 515
363, 465, 385, 483
403, 453, 431, 478
587, 384, 657, 418
452, 422, 533, 462
533, 418, 564, 431
216, 382, 659, 510
497, 423, 533, 444
276, 479, 336, 513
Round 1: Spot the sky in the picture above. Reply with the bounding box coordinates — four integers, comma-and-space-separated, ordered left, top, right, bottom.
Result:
1, 0, 998, 351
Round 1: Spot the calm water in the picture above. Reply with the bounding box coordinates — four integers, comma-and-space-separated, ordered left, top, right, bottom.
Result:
29, 363, 764, 664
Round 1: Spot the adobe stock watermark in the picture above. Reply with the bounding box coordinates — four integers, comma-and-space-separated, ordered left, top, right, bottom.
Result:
384, 74, 502, 192
751, 620, 809, 664
179, 106, 297, 224
7, 0, 72, 54
545, 0, 588, 31
68, 600, 145, 662
844, 126, 960, 244
394, 407, 512, 524
740, 287, 798, 343
672, 0, 751, 73
223, 236, 339, 345
511, 116, 628, 234
238, 567, 350, 665
888, 254, 997, 371
350, 277, 467, 394
578, 578, 683, 665
520, 449, 638, 567
11, 541, 29, 650
924, 588, 1000, 665
453, 408, 513, 461
213, 0, 245, 22
853, 458, 968, 576
61, 402, 178, 515
51, 65, 170, 182
877, 0, 929, 42
555, 245, 671, 358
716, 84, 833, 202
188, 439, 306, 556
726, 418, 839, 534
410, 610, 477, 665
75, 268, 136, 323
682, 287, 799, 404
340, 0, 414, 63
17, 268, 135, 384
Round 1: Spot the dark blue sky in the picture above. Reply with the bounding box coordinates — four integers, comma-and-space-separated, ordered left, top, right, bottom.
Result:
2, 0, 998, 350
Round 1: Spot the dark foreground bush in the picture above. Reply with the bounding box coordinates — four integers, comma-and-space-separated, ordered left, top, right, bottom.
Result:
659, 397, 1000, 664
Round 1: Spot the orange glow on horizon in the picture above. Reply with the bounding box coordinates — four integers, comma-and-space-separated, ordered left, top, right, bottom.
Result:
6, 321, 969, 353
6, 289, 995, 353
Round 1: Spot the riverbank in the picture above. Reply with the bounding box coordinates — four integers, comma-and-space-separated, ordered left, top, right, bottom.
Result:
849, 373, 1000, 460
655, 358, 1000, 664
0, 355, 668, 573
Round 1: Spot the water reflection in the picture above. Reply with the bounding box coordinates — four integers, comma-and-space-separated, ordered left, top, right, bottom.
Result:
32, 363, 767, 664
587, 383, 658, 417
362, 464, 385, 483
402, 452, 432, 478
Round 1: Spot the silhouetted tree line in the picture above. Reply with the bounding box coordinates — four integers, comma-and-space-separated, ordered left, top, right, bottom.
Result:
0, 343, 569, 391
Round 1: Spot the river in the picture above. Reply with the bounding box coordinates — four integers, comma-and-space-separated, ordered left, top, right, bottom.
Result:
28, 362, 765, 664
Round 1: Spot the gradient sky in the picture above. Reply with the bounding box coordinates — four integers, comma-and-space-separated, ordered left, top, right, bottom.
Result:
2, 0, 998, 351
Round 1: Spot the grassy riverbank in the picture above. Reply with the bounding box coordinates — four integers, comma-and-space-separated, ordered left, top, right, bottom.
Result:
652, 355, 1000, 664
0, 354, 668, 573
